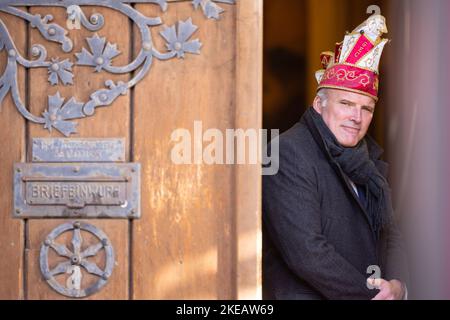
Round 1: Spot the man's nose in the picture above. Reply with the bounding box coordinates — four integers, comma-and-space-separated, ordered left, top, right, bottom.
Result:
350, 107, 362, 123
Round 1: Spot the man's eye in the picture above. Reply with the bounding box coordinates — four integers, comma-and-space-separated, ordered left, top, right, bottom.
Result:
363, 107, 374, 113
341, 101, 348, 105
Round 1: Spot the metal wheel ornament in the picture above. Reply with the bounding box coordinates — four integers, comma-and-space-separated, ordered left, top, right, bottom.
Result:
39, 221, 114, 298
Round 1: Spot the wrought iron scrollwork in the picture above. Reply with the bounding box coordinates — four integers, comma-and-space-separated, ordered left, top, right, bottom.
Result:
0, 0, 236, 136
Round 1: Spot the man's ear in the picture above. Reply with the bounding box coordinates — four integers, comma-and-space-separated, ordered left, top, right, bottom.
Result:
312, 96, 322, 114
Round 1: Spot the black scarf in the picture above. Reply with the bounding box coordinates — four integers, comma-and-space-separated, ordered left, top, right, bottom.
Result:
304, 107, 392, 240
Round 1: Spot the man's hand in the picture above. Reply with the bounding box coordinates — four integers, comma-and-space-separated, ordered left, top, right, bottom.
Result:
367, 278, 405, 300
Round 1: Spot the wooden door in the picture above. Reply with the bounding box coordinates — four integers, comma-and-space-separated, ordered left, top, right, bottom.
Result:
0, 0, 262, 300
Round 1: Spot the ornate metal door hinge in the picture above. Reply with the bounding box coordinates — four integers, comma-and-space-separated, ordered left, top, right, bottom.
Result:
0, 0, 236, 136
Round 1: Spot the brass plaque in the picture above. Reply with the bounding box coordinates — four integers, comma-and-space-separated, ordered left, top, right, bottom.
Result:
31, 138, 125, 162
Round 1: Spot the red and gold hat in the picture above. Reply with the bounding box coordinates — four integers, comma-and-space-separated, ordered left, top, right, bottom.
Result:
315, 13, 389, 101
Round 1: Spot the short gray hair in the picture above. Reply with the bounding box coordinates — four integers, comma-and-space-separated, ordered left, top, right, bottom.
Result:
316, 88, 329, 108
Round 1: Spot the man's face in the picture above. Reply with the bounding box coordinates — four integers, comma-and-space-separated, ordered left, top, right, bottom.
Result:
313, 89, 376, 147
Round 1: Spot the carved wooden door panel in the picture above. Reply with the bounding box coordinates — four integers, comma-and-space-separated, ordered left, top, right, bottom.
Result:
0, 1, 262, 299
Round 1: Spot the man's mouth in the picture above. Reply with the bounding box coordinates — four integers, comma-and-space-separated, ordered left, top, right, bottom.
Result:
342, 126, 360, 135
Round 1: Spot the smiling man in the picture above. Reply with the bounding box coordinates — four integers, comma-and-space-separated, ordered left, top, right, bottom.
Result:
313, 88, 375, 147
262, 12, 409, 300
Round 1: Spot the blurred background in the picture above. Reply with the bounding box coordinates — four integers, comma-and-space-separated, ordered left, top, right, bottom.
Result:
263, 0, 450, 299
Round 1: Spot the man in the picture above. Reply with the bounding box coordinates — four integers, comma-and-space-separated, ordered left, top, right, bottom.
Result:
262, 12, 409, 300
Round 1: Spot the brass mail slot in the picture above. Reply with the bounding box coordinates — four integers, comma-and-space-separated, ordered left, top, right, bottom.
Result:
25, 180, 126, 207
13, 163, 140, 219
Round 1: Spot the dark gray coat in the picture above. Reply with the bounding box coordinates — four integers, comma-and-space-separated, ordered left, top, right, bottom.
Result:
262, 109, 409, 300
